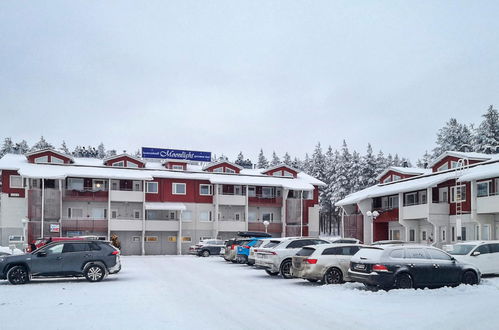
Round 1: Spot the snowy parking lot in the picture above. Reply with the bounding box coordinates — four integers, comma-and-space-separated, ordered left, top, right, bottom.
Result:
1, 256, 499, 330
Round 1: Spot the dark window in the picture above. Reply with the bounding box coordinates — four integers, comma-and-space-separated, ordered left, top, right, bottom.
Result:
476, 244, 491, 255
489, 244, 499, 253
461, 227, 467, 241
296, 247, 315, 257
310, 239, 329, 245
90, 243, 102, 251
405, 248, 428, 259
287, 240, 310, 249
63, 243, 91, 253
253, 241, 264, 248
264, 241, 281, 248
341, 246, 360, 255
322, 247, 341, 255
409, 230, 415, 242
427, 249, 452, 261
390, 249, 404, 259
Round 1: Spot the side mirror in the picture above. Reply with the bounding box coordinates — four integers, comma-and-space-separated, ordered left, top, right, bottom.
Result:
472, 251, 481, 257
37, 252, 47, 257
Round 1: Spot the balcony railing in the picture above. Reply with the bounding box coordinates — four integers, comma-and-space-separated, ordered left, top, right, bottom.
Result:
248, 194, 283, 206
477, 191, 499, 198
63, 189, 108, 201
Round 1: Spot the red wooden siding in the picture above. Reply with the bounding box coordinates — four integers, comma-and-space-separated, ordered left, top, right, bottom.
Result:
104, 156, 145, 168
27, 150, 72, 164
1, 170, 25, 197
263, 166, 298, 178
204, 162, 241, 174
145, 178, 213, 203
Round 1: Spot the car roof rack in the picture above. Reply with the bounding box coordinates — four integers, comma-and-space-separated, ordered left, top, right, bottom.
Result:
237, 231, 272, 238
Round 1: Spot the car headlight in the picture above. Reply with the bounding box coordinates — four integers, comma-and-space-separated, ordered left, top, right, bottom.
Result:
0, 258, 4, 263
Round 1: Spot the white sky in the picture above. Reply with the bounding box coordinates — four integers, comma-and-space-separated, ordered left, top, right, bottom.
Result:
1, 1, 498, 162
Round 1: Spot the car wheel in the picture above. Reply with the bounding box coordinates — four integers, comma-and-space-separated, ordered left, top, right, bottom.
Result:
394, 273, 413, 289
462, 271, 478, 285
323, 268, 343, 285
202, 250, 210, 257
280, 260, 293, 279
7, 266, 29, 285
265, 269, 279, 276
84, 264, 105, 282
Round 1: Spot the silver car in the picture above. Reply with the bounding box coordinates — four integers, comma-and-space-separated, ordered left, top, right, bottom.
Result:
291, 243, 364, 284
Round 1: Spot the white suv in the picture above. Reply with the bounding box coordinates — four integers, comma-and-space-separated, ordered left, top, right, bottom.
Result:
254, 237, 329, 278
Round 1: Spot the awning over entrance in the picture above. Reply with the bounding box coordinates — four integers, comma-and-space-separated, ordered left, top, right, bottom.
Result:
144, 202, 186, 211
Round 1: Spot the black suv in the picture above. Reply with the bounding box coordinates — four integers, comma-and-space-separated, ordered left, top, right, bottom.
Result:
348, 245, 480, 290
0, 240, 121, 285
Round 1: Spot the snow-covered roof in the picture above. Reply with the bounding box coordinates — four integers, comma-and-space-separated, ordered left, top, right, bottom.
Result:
375, 166, 431, 180
262, 164, 300, 174
457, 161, 499, 182
336, 170, 460, 206
144, 202, 186, 211
0, 154, 323, 191
202, 160, 243, 171
429, 151, 494, 167
25, 148, 74, 162
103, 153, 145, 165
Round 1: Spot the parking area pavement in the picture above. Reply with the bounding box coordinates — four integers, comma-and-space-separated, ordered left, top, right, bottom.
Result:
1, 256, 499, 330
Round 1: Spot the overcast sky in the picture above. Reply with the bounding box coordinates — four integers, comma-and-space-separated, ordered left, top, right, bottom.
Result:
1, 1, 498, 163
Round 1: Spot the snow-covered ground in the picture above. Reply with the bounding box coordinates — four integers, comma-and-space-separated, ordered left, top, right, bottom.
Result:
1, 256, 499, 330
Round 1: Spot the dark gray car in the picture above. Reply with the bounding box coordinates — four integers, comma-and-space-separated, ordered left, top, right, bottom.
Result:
0, 240, 121, 285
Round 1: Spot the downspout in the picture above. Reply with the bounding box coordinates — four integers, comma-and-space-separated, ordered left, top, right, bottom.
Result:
214, 184, 219, 238
245, 185, 249, 232
300, 190, 303, 237
107, 179, 111, 240
142, 180, 146, 256
59, 179, 63, 237
41, 178, 45, 238
178, 210, 183, 255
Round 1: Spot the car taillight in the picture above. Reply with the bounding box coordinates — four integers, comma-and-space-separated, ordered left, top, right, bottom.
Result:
243, 245, 250, 249
305, 259, 318, 264
270, 251, 277, 255
372, 264, 388, 272
231, 244, 236, 250
111, 250, 120, 255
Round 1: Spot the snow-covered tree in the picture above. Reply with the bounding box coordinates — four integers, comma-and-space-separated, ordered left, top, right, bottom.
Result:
30, 136, 53, 151
270, 151, 280, 167
392, 154, 401, 166
433, 118, 473, 157
416, 150, 432, 168
331, 140, 352, 213
291, 157, 302, 170
0, 138, 14, 157
217, 154, 229, 162
282, 152, 292, 166
359, 144, 378, 188
256, 149, 269, 169
234, 152, 253, 169
13, 140, 29, 154
60, 141, 70, 155
106, 149, 117, 157
375, 150, 388, 178
473, 105, 499, 153
302, 153, 312, 174
97, 143, 106, 159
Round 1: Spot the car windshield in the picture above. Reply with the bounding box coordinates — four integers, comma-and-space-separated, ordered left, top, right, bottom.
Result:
448, 244, 476, 255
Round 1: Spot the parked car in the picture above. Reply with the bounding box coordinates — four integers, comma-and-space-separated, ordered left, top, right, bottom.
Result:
291, 244, 364, 284
222, 238, 251, 262
448, 241, 499, 275
189, 239, 225, 257
0, 240, 121, 285
348, 245, 481, 290
235, 238, 267, 264
371, 240, 406, 245
255, 237, 330, 278
248, 238, 275, 265
328, 238, 362, 244
28, 236, 92, 252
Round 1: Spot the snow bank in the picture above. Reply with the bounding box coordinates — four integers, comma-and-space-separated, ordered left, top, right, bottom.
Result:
0, 246, 24, 255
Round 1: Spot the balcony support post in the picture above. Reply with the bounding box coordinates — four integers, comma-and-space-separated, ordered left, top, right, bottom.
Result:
107, 179, 111, 241
300, 190, 303, 237
141, 180, 146, 256
59, 179, 63, 237
214, 184, 219, 238
281, 188, 288, 237
41, 178, 45, 238
245, 185, 249, 232
178, 210, 183, 255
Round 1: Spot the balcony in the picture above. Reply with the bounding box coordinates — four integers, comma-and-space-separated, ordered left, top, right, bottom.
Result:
248, 194, 283, 207
109, 219, 143, 231
63, 189, 108, 202
215, 193, 246, 206
146, 220, 179, 231
109, 188, 144, 202
373, 208, 399, 223
477, 193, 499, 214
61, 219, 108, 232
218, 221, 246, 232
402, 202, 449, 220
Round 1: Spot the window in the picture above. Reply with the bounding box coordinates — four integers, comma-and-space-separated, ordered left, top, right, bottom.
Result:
390, 249, 404, 259
68, 178, 84, 190
68, 208, 83, 219
182, 236, 192, 243
169, 212, 176, 220
92, 179, 106, 191
451, 185, 467, 202
477, 181, 491, 197
172, 183, 186, 195
482, 224, 491, 240
262, 187, 273, 198
63, 243, 91, 253
234, 213, 241, 221
182, 211, 192, 222
133, 210, 141, 219
112, 161, 125, 167
200, 184, 213, 196
133, 181, 142, 191
248, 186, 256, 197
172, 165, 184, 170
393, 175, 402, 181
476, 244, 490, 255
383, 177, 393, 183
127, 162, 139, 168
451, 161, 460, 169
272, 171, 282, 177
322, 247, 341, 255
234, 185, 242, 195
51, 156, 64, 164
212, 167, 223, 173
146, 182, 158, 193
92, 208, 107, 219
389, 230, 400, 240
439, 187, 448, 203
419, 190, 427, 204
262, 213, 274, 222
111, 180, 119, 191
451, 227, 455, 242
9, 175, 23, 189
461, 227, 467, 241
404, 192, 418, 206
111, 210, 118, 219
225, 167, 235, 173
283, 170, 294, 177
145, 236, 158, 242
132, 236, 141, 242
34, 156, 49, 163
409, 229, 415, 242
437, 163, 449, 172
287, 240, 310, 249
199, 211, 212, 222
489, 243, 499, 253
389, 195, 399, 208
46, 244, 64, 255
405, 248, 428, 259
421, 231, 427, 241
427, 249, 451, 261
168, 236, 177, 242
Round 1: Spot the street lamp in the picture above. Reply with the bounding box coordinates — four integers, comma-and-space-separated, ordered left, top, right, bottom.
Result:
263, 220, 270, 233
366, 211, 379, 244
21, 217, 29, 251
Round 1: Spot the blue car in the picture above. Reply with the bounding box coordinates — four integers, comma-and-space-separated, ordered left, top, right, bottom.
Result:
236, 238, 265, 264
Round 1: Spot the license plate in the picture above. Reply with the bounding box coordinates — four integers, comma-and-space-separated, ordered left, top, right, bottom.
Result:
354, 264, 366, 270
220, 248, 225, 254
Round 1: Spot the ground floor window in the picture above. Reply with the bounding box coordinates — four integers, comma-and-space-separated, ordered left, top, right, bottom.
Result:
182, 211, 192, 222
409, 229, 415, 242
132, 236, 141, 242
262, 213, 274, 222
421, 231, 427, 241
182, 236, 192, 243
451, 227, 455, 242
199, 211, 212, 222
168, 236, 177, 242
145, 236, 158, 242
461, 227, 467, 241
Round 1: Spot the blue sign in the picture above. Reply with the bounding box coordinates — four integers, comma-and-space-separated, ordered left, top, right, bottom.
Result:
142, 147, 212, 162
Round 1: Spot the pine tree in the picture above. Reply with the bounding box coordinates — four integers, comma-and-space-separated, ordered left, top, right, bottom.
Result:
322, 146, 336, 213
97, 143, 106, 159
331, 140, 352, 214
234, 152, 253, 169
217, 154, 229, 162
270, 151, 280, 167
433, 118, 473, 157
256, 149, 269, 169
106, 149, 117, 157
302, 153, 312, 174
360, 144, 378, 188
30, 136, 53, 151
310, 143, 328, 211
60, 141, 70, 155
375, 150, 388, 178
0, 138, 14, 157
282, 152, 292, 166
291, 157, 302, 170
392, 154, 401, 166
13, 140, 29, 155
416, 151, 432, 168
473, 105, 499, 153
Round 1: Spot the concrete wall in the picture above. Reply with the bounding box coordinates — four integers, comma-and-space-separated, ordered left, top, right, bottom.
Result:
0, 194, 27, 246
